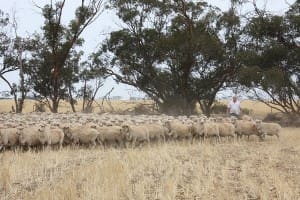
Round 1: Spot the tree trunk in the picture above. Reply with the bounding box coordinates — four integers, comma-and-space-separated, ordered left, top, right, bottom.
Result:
199, 99, 214, 117
159, 97, 196, 116
13, 91, 18, 113
68, 86, 76, 112
17, 46, 26, 113
82, 80, 87, 112
51, 98, 60, 113
51, 70, 60, 113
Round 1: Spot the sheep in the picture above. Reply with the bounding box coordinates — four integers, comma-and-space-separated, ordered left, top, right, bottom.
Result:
234, 120, 263, 140
121, 124, 150, 147
164, 120, 193, 141
191, 123, 204, 142
222, 117, 233, 123
241, 115, 253, 121
147, 124, 167, 143
256, 121, 281, 139
62, 126, 98, 147
96, 126, 124, 147
217, 122, 235, 141
208, 117, 217, 122
83, 122, 98, 129
38, 126, 64, 149
203, 122, 220, 143
18, 126, 44, 149
0, 128, 20, 150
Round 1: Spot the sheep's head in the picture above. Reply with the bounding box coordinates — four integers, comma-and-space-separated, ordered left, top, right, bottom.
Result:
40, 124, 46, 129
90, 124, 97, 129
190, 126, 196, 135
121, 125, 129, 132
254, 120, 264, 134
231, 117, 238, 124
62, 127, 72, 138
18, 134, 25, 145
216, 117, 223, 123
209, 118, 217, 122
162, 127, 169, 135
38, 126, 45, 133
16, 127, 23, 136
38, 131, 47, 143
118, 127, 125, 139
121, 125, 131, 140
163, 121, 171, 131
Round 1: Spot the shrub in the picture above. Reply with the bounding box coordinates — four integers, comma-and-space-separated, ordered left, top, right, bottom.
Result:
211, 101, 252, 115
211, 102, 227, 114
264, 113, 300, 127
241, 108, 252, 115
34, 102, 46, 112
82, 106, 94, 113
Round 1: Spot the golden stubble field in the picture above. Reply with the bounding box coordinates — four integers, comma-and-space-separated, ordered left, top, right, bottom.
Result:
0, 99, 276, 118
0, 128, 299, 200
0, 99, 299, 199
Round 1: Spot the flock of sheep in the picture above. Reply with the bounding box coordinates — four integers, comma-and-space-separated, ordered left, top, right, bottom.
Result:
0, 113, 281, 151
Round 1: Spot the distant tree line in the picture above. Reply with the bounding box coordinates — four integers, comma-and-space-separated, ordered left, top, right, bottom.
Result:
0, 0, 299, 116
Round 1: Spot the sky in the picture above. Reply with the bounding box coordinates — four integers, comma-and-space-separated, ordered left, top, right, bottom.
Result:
0, 0, 295, 99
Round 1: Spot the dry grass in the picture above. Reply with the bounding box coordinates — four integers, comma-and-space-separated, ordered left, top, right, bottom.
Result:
0, 99, 276, 118
0, 99, 297, 199
0, 99, 152, 114
0, 128, 299, 199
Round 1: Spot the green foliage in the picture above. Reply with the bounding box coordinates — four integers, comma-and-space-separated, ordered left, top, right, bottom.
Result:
97, 0, 243, 115
25, 1, 105, 113
0, 10, 13, 73
1, 1, 299, 116
239, 0, 300, 116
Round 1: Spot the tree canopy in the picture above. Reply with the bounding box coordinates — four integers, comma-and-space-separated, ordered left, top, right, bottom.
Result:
238, 0, 300, 115
95, 0, 244, 115
25, 0, 105, 112
0, 0, 299, 116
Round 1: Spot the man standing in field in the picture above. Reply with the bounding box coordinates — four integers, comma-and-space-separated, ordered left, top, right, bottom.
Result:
227, 95, 241, 118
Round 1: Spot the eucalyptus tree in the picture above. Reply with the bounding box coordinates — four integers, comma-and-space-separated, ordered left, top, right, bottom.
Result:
0, 10, 11, 86
238, 0, 300, 116
27, 0, 105, 113
76, 55, 106, 112
96, 0, 243, 115
0, 10, 32, 113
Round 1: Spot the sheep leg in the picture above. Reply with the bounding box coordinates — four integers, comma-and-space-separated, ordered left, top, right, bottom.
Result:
132, 138, 137, 148
161, 134, 166, 143
91, 140, 96, 148
216, 135, 220, 143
